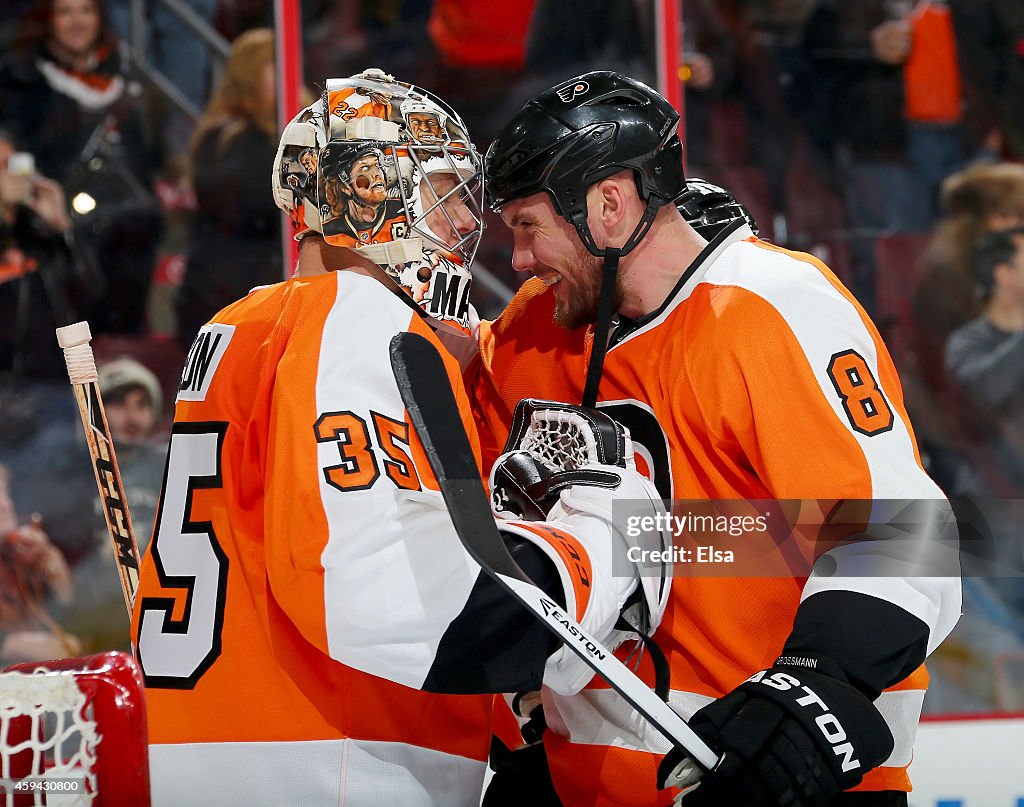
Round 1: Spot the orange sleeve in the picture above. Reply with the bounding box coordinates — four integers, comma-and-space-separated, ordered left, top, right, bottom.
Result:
683, 280, 922, 502
471, 279, 590, 471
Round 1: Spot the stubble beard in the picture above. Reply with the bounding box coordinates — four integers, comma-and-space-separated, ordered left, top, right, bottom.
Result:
553, 241, 622, 331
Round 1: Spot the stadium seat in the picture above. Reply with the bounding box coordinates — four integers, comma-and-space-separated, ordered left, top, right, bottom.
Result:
872, 232, 932, 364
707, 164, 775, 242
707, 100, 749, 168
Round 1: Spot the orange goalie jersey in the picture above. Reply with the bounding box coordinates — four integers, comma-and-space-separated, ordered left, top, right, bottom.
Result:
470, 222, 960, 807
131, 270, 492, 807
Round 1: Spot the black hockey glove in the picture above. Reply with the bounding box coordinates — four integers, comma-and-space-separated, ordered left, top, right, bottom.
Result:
490, 399, 632, 521
658, 659, 894, 806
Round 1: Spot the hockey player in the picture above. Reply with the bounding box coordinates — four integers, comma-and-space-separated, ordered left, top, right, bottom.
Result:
129, 69, 669, 807
481, 179, 762, 807
473, 71, 962, 806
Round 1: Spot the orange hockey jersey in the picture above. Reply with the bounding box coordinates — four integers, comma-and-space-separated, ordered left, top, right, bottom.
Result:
471, 223, 961, 806
130, 271, 493, 806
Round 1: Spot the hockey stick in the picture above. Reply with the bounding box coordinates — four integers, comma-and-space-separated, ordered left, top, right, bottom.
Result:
56, 321, 142, 614
389, 331, 718, 776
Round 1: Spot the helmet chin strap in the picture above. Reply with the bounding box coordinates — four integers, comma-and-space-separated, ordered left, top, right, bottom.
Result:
582, 247, 620, 407
578, 195, 663, 408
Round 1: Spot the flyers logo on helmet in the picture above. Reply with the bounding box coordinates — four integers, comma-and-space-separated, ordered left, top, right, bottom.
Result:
556, 80, 590, 103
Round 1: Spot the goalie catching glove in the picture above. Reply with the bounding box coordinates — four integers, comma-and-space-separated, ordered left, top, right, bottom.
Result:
490, 399, 672, 695
491, 398, 635, 519
658, 656, 894, 806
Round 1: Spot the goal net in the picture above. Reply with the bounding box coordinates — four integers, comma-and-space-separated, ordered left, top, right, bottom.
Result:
0, 652, 149, 807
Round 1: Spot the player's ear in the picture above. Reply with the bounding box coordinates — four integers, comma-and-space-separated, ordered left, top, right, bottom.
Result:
589, 177, 628, 230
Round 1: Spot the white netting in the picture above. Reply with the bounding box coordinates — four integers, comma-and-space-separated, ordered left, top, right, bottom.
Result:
520, 409, 604, 471
0, 670, 98, 807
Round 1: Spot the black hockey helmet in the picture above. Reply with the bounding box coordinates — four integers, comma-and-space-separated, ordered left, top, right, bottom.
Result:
486, 71, 685, 408
485, 71, 685, 257
677, 178, 759, 240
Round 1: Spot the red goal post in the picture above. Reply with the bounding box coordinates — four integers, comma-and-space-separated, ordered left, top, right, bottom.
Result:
1, 651, 149, 807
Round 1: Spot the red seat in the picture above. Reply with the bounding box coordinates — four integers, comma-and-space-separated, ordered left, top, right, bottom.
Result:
784, 141, 846, 247
872, 232, 932, 365
706, 100, 749, 168
707, 164, 775, 242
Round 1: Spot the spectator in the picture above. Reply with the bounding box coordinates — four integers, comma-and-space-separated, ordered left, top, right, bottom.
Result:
175, 28, 283, 349
98, 355, 165, 442
718, 0, 818, 217
104, 0, 219, 175
952, 0, 1024, 160
0, 0, 160, 336
945, 226, 1024, 497
944, 226, 1024, 619
0, 129, 100, 381
917, 162, 1024, 354
902, 163, 1024, 493
0, 462, 79, 665
802, 0, 981, 310
428, 0, 536, 72
526, 0, 655, 85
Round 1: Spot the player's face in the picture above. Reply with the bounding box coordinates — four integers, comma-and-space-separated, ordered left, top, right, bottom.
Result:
419, 171, 476, 249
300, 152, 317, 176
408, 113, 445, 143
348, 154, 387, 206
502, 194, 615, 329
105, 388, 156, 446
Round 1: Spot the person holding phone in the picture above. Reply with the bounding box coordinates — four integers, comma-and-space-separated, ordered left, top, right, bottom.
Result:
0, 130, 97, 379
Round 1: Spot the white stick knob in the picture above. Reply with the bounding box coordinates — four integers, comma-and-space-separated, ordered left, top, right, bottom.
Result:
56, 321, 98, 384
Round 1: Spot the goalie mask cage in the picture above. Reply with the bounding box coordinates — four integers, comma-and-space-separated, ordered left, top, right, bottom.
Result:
0, 652, 149, 807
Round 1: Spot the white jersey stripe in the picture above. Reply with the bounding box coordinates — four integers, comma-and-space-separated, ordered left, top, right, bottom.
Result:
315, 272, 481, 689
149, 738, 486, 806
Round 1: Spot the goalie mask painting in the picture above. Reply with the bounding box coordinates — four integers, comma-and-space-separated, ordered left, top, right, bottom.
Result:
272, 68, 484, 333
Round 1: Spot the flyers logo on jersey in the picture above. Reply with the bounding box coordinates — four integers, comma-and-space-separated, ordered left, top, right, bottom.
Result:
556, 81, 590, 103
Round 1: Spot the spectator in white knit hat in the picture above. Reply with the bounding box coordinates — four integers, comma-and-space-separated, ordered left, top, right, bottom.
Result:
97, 355, 163, 446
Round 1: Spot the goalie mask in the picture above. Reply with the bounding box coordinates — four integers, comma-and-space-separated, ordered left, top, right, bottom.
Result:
273, 68, 484, 332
